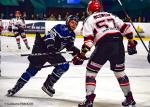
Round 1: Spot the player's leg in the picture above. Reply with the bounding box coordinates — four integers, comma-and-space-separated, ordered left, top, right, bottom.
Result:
14, 31, 21, 49
109, 41, 136, 106
21, 32, 30, 50
7, 48, 46, 97
78, 44, 107, 107
42, 55, 69, 97
7, 33, 47, 96
112, 70, 136, 106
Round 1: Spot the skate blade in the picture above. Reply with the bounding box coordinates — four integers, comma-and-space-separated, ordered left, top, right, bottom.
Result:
6, 92, 14, 97
122, 104, 136, 107
41, 86, 53, 97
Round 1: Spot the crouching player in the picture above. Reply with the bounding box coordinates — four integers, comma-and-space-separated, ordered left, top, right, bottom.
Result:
7, 15, 80, 97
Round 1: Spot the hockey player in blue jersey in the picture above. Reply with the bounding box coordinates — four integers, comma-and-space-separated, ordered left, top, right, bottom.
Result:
7, 15, 80, 97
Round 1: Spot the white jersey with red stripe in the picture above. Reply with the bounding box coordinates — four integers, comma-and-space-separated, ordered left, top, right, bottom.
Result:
82, 12, 132, 47
9, 18, 25, 30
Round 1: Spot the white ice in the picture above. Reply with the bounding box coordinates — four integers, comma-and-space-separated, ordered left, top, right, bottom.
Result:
0, 36, 150, 107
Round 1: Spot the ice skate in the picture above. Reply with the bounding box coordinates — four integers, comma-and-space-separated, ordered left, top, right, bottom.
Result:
18, 44, 21, 49
42, 74, 56, 97
26, 45, 30, 50
122, 92, 136, 107
41, 82, 55, 97
6, 79, 26, 97
78, 93, 96, 107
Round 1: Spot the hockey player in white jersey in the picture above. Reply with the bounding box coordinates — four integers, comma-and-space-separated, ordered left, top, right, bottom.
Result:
8, 11, 30, 49
72, 0, 137, 107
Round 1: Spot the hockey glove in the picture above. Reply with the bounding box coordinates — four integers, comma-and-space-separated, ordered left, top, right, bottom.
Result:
72, 53, 86, 65
66, 46, 80, 56
127, 40, 137, 55
8, 26, 12, 32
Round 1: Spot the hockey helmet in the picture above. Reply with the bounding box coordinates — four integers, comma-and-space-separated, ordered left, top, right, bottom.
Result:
66, 15, 79, 31
87, 0, 101, 15
66, 15, 79, 26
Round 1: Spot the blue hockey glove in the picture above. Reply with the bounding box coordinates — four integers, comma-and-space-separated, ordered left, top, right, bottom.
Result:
127, 40, 137, 55
72, 53, 86, 65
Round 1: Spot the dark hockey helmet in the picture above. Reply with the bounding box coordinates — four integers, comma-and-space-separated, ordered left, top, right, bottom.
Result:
87, 0, 101, 15
66, 15, 79, 26
66, 15, 79, 31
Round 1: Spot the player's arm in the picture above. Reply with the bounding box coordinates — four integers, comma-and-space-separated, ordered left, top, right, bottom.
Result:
20, 18, 26, 29
115, 16, 137, 55
72, 35, 94, 65
8, 19, 13, 32
81, 35, 94, 54
43, 28, 56, 53
72, 17, 94, 65
66, 37, 80, 56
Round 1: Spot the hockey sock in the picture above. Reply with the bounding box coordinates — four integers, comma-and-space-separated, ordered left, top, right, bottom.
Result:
114, 71, 131, 96
22, 37, 28, 46
20, 67, 38, 82
22, 36, 30, 49
49, 63, 69, 85
86, 61, 102, 95
16, 37, 21, 47
86, 73, 96, 96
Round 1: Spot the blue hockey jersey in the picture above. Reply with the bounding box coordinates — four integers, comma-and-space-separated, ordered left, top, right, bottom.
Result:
43, 24, 76, 52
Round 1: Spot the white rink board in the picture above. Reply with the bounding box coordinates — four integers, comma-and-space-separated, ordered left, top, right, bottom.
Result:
1, 20, 150, 38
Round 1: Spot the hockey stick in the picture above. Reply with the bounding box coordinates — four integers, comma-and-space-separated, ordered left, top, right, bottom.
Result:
117, 0, 149, 53
41, 60, 73, 68
38, 57, 90, 68
21, 51, 73, 56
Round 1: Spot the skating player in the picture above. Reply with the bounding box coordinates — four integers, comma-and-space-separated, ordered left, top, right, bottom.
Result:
7, 15, 80, 97
72, 0, 137, 106
8, 11, 30, 49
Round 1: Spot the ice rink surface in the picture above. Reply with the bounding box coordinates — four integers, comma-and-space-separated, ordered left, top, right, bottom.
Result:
0, 36, 150, 107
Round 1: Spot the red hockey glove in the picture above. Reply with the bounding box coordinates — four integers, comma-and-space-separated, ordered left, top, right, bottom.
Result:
72, 53, 86, 65
127, 40, 137, 55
